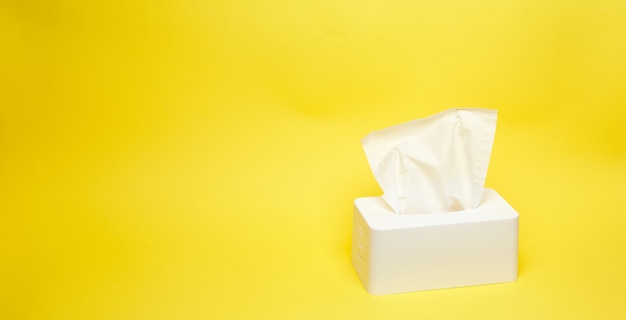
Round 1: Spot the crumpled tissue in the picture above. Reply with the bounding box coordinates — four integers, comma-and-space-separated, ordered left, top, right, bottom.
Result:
362, 108, 498, 214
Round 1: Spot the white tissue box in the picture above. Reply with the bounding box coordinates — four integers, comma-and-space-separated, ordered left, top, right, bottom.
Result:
352, 188, 518, 295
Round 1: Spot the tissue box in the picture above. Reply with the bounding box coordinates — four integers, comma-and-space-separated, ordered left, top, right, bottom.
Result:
352, 188, 518, 295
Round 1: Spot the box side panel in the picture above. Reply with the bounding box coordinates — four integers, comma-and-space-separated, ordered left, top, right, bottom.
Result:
352, 205, 372, 292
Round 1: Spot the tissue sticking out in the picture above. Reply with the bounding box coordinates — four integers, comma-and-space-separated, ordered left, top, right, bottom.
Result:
362, 108, 498, 215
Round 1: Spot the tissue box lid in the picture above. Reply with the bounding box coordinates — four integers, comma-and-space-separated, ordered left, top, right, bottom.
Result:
354, 188, 518, 230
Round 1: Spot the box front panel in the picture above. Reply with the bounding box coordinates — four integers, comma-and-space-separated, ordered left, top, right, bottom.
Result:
367, 218, 518, 294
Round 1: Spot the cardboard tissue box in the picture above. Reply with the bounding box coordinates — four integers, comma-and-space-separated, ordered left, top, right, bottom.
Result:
352, 108, 519, 295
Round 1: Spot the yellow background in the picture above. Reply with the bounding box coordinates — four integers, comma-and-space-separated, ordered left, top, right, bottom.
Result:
1, 1, 625, 319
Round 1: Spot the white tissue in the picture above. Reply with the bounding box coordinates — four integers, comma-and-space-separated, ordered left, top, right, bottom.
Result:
362, 108, 498, 215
